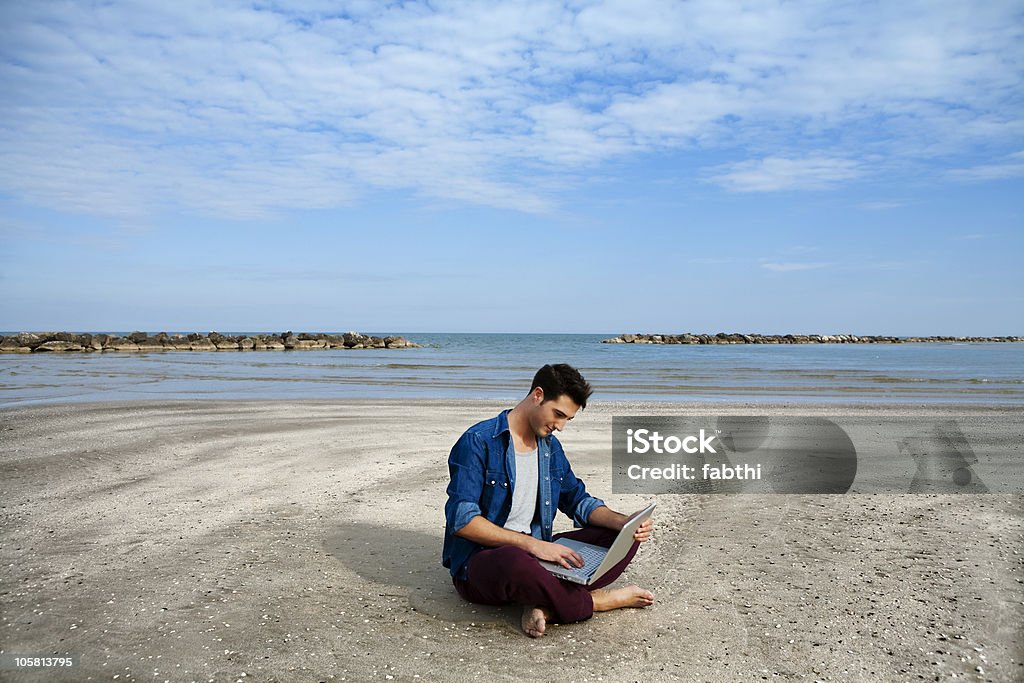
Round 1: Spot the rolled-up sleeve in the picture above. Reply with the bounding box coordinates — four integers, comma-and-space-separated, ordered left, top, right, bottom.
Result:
444, 431, 485, 534
571, 487, 605, 527
561, 470, 605, 527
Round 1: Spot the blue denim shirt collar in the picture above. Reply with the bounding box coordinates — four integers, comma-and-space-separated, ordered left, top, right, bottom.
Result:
491, 409, 511, 439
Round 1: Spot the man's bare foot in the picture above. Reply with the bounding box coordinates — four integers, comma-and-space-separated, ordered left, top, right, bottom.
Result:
591, 585, 655, 612
522, 605, 550, 638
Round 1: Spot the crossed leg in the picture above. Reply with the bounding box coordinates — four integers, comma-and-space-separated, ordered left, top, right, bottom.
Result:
453, 526, 653, 637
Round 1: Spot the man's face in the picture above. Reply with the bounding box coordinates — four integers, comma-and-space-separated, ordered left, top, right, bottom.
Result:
526, 389, 580, 437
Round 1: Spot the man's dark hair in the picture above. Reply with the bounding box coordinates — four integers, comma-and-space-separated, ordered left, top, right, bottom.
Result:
530, 363, 593, 409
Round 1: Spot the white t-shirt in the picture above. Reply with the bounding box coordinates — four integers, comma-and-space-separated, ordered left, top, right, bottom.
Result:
503, 447, 538, 534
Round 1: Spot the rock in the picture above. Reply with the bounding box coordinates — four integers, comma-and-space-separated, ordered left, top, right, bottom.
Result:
342, 332, 366, 348
385, 336, 416, 348
1, 329, 423, 353
34, 341, 84, 352
136, 337, 165, 350
105, 337, 141, 352
253, 335, 279, 349
601, 332, 1024, 345
0, 337, 33, 353
40, 332, 78, 343
14, 332, 43, 348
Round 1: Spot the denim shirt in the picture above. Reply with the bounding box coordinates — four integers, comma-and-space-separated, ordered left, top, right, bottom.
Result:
442, 409, 606, 579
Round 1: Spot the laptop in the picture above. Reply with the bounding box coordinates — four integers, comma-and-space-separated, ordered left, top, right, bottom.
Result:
538, 502, 656, 585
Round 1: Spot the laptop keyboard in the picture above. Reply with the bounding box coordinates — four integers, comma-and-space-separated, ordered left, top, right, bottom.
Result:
562, 542, 607, 577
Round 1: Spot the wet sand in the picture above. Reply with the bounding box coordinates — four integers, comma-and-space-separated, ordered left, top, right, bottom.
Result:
1, 400, 1022, 681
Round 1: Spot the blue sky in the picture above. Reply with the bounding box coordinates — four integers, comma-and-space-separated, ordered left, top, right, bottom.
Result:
1, 0, 1022, 335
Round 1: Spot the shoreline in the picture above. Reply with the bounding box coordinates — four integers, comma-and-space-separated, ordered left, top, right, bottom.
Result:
4, 396, 1024, 414
6, 393, 1024, 411
1, 400, 1021, 680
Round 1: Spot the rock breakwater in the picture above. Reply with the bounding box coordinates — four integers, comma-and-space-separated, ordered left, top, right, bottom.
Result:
0, 331, 420, 353
603, 333, 1023, 345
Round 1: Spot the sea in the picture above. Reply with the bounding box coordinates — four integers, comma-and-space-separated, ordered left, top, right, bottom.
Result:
1, 333, 1023, 407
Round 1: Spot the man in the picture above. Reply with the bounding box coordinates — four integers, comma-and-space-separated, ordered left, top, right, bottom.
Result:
442, 363, 655, 637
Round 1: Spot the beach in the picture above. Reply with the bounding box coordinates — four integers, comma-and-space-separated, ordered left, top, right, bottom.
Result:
1, 400, 1022, 682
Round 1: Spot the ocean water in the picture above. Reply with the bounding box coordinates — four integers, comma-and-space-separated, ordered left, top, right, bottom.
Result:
1, 333, 1022, 407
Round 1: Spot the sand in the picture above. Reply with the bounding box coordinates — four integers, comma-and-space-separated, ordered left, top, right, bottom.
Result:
0, 400, 1021, 682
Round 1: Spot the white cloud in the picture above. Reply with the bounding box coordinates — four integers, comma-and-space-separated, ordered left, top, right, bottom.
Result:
606, 80, 748, 143
947, 151, 1024, 182
708, 157, 862, 192
0, 0, 1021, 218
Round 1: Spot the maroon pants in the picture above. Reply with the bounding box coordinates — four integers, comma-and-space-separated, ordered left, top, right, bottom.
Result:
452, 526, 640, 623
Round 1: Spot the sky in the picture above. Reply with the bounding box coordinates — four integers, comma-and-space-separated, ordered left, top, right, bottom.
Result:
1, 0, 1022, 335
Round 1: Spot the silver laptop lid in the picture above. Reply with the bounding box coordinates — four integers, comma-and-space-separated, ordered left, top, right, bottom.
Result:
584, 502, 656, 580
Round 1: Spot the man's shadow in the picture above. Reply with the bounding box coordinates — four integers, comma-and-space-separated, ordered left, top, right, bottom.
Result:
323, 522, 519, 628
898, 420, 990, 493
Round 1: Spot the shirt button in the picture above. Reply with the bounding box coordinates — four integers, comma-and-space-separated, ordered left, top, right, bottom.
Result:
545, 501, 550, 506
544, 476, 549, 481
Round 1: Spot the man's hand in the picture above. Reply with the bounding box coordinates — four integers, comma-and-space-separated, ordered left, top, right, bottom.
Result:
529, 539, 585, 570
633, 516, 654, 543
454, 517, 585, 569
589, 505, 655, 543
